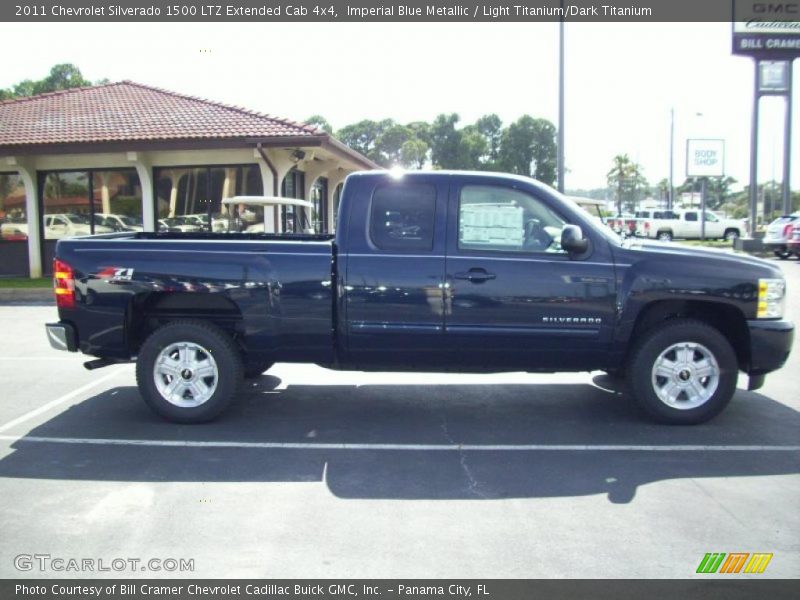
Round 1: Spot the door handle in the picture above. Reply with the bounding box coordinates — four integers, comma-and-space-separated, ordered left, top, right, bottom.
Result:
453, 269, 496, 283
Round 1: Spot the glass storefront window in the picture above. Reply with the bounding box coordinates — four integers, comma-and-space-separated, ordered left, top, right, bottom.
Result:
154, 165, 262, 233
41, 169, 142, 239
310, 177, 328, 234
0, 173, 27, 241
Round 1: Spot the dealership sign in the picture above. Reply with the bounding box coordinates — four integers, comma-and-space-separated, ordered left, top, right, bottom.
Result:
732, 1, 800, 57
686, 139, 725, 178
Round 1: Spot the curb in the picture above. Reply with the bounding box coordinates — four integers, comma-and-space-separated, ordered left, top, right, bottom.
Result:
0, 288, 54, 305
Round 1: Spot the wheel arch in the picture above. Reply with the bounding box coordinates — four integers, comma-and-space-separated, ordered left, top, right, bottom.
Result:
126, 292, 244, 356
625, 299, 750, 371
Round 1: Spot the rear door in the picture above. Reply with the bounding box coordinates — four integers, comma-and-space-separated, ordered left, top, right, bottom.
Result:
342, 174, 448, 368
443, 179, 616, 371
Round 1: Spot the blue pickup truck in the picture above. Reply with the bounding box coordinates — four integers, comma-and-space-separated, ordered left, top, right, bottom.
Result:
46, 171, 793, 425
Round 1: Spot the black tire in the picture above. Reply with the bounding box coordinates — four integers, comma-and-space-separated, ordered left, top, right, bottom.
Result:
244, 361, 275, 379
774, 249, 791, 260
626, 319, 738, 425
657, 230, 673, 242
136, 320, 243, 423
724, 229, 740, 242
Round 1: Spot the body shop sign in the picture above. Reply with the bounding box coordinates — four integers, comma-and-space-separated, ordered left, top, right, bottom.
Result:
732, 1, 800, 57
687, 139, 725, 178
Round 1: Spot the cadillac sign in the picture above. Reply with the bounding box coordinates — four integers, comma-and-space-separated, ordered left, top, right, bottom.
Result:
732, 2, 800, 57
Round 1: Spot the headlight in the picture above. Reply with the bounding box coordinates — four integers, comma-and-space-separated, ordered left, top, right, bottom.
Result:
757, 278, 786, 319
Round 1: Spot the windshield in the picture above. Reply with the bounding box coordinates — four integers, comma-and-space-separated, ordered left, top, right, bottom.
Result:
65, 214, 90, 224
120, 216, 142, 226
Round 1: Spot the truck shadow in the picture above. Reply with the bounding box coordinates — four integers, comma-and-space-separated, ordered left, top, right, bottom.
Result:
0, 376, 797, 504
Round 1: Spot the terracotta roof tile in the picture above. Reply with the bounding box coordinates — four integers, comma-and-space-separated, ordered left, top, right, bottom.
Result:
0, 81, 322, 147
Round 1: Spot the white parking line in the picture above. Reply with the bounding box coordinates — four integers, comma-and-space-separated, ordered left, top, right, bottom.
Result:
0, 435, 798, 452
0, 368, 123, 434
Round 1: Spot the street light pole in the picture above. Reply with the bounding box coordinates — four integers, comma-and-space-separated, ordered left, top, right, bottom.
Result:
669, 107, 674, 210
557, 5, 565, 193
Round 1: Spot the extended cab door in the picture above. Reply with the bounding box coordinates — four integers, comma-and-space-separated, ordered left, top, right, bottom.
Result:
443, 178, 617, 371
341, 174, 448, 368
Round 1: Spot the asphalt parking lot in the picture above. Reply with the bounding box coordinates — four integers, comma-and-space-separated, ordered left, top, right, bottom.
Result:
0, 257, 798, 579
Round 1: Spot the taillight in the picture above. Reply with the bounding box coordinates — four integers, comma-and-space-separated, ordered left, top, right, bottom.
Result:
53, 258, 76, 309
784, 223, 794, 238
645, 221, 650, 230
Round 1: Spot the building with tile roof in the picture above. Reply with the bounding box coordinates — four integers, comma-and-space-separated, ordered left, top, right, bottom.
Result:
0, 81, 376, 277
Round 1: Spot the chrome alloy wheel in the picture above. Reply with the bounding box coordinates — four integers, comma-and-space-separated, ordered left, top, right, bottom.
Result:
651, 342, 720, 410
153, 342, 219, 407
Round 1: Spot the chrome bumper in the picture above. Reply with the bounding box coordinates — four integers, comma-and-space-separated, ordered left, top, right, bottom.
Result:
45, 322, 77, 352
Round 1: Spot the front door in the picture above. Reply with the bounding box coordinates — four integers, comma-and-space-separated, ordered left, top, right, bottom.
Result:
443, 180, 617, 371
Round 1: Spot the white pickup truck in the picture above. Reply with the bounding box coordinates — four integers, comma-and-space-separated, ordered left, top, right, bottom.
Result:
636, 210, 744, 242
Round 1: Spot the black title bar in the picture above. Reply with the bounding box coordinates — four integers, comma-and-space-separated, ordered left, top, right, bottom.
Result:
0, 0, 783, 22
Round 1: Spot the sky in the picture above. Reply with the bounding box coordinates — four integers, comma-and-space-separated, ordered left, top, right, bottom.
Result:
0, 21, 797, 191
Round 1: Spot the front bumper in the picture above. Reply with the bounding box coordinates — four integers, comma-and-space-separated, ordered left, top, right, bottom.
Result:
747, 319, 794, 376
45, 322, 77, 352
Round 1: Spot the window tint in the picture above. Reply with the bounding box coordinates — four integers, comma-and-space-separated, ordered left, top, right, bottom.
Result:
458, 185, 567, 253
704, 212, 718, 222
685, 212, 698, 222
370, 183, 436, 251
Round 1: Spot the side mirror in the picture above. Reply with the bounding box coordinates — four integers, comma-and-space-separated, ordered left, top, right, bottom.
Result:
561, 225, 589, 254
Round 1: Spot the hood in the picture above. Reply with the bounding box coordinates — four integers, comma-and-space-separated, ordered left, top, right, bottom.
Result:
620, 240, 783, 278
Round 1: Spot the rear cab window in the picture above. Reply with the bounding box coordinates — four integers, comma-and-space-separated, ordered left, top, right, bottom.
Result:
369, 183, 436, 251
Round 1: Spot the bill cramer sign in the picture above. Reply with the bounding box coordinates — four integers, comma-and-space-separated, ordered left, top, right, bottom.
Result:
733, 1, 800, 58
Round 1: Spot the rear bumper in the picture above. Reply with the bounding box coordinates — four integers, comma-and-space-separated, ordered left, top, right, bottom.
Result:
45, 322, 77, 352
747, 319, 794, 375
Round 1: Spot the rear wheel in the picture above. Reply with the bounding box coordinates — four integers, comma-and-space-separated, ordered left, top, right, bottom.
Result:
626, 319, 738, 424
724, 229, 740, 242
136, 320, 243, 423
774, 249, 791, 260
657, 230, 673, 242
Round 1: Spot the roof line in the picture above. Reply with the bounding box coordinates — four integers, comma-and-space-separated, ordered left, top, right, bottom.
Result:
0, 80, 323, 135
0, 80, 124, 107
117, 80, 323, 135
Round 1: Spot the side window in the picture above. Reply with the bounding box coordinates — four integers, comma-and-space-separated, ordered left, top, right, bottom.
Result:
369, 183, 436, 251
458, 185, 567, 253
685, 212, 698, 222
705, 212, 719, 222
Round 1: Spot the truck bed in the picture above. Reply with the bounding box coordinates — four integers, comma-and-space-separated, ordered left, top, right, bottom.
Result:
54, 232, 337, 365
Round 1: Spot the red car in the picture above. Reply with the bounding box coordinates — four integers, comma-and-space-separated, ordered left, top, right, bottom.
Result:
787, 224, 800, 258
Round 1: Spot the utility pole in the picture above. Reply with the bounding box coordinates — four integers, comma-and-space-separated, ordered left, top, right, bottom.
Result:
557, 2, 565, 193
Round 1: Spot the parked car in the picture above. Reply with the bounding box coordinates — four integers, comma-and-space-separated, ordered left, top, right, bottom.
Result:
157, 216, 202, 233
786, 224, 800, 259
94, 213, 144, 232
45, 170, 793, 426
636, 210, 744, 241
763, 213, 800, 259
2, 214, 115, 239
607, 213, 638, 236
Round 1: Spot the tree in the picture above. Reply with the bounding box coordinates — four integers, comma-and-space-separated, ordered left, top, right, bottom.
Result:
373, 124, 415, 167
335, 119, 394, 163
399, 138, 429, 169
458, 125, 489, 170
304, 115, 333, 134
474, 114, 503, 168
498, 116, 557, 186
607, 154, 647, 214
429, 113, 463, 169
0, 64, 96, 100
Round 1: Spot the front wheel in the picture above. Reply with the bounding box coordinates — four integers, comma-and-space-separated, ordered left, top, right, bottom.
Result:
774, 249, 791, 260
626, 319, 738, 424
724, 229, 740, 242
136, 320, 243, 423
657, 231, 673, 242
